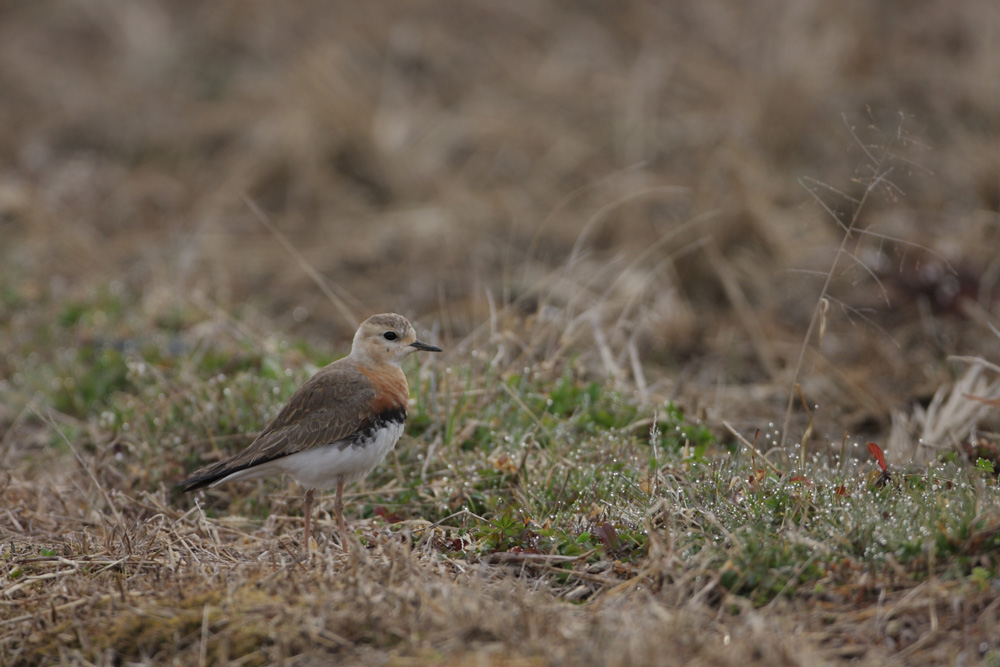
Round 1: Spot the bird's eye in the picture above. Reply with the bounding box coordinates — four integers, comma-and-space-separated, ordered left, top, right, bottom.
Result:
383, 331, 398, 341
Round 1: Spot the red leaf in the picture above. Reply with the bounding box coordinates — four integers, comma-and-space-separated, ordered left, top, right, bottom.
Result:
835, 485, 849, 497
373, 506, 405, 524
866, 442, 887, 472
596, 522, 619, 551
445, 538, 467, 552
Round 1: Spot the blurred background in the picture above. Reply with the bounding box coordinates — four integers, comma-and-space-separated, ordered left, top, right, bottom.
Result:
2, 0, 998, 452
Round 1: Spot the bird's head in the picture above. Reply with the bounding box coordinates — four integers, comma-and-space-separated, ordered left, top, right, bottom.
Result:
351, 313, 442, 366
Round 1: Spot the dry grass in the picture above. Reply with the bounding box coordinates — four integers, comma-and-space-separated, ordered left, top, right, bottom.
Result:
3, 0, 1000, 664
5, 463, 998, 666
5, 434, 1000, 665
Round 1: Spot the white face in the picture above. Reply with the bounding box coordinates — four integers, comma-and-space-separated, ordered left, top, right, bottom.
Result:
356, 320, 417, 364
351, 313, 440, 365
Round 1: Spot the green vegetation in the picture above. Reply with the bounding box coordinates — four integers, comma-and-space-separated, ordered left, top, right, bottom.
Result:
5, 287, 999, 609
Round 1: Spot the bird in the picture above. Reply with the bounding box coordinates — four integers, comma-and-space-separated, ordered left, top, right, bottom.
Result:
179, 313, 441, 550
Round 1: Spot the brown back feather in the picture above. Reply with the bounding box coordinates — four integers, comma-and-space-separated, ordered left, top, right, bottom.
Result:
179, 358, 379, 490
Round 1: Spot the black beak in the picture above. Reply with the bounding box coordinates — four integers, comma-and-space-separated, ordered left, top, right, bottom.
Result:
410, 339, 442, 352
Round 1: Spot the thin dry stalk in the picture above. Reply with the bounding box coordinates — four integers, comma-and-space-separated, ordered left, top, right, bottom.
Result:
779, 156, 896, 449
243, 196, 360, 328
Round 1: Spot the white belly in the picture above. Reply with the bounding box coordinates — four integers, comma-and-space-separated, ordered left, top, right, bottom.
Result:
211, 421, 404, 490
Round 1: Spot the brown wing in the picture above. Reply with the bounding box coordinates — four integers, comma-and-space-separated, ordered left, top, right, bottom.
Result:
179, 360, 376, 491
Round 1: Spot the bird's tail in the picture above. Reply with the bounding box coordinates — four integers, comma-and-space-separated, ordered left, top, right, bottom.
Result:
178, 460, 235, 492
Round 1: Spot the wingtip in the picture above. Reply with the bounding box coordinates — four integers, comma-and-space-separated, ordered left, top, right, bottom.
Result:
177, 477, 205, 493
177, 470, 220, 493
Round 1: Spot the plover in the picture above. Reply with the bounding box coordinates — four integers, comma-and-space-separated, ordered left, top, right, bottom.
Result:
180, 313, 441, 549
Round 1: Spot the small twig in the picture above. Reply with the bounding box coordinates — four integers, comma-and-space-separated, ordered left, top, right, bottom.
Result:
796, 385, 814, 471
626, 339, 648, 404
33, 407, 124, 527
723, 421, 781, 476
589, 312, 619, 381
243, 196, 359, 329
498, 382, 543, 427
487, 551, 592, 565
413, 508, 487, 549
198, 603, 211, 667
704, 237, 779, 378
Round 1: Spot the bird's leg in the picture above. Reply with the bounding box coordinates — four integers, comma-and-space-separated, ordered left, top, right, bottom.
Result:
335, 479, 348, 541
303, 488, 315, 553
